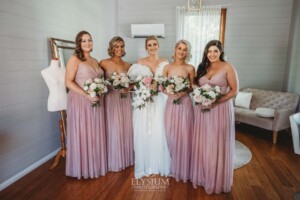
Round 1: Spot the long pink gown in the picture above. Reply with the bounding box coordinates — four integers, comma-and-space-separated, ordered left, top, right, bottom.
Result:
164, 94, 193, 182
105, 83, 134, 172
190, 71, 235, 194
66, 63, 107, 179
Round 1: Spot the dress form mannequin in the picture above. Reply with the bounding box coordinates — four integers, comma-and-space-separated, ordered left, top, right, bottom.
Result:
41, 59, 67, 111
41, 59, 67, 170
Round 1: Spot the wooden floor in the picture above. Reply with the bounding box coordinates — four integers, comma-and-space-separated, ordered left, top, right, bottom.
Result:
1, 124, 300, 200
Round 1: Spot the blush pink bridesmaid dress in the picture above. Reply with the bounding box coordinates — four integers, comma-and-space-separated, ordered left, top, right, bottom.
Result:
66, 62, 107, 179
190, 71, 235, 194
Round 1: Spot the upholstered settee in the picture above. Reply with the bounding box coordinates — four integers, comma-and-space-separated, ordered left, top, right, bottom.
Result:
234, 88, 299, 144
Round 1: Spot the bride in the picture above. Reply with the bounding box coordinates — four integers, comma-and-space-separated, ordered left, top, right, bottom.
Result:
128, 36, 171, 179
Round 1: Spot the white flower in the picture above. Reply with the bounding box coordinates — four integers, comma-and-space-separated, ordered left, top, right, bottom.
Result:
85, 79, 93, 84
121, 76, 129, 82
193, 94, 204, 103
113, 79, 121, 86
122, 82, 129, 88
93, 78, 101, 83
201, 84, 211, 91
90, 83, 97, 90
83, 86, 89, 91
215, 86, 221, 93
103, 87, 108, 93
175, 83, 185, 92
166, 84, 175, 94
193, 88, 201, 95
207, 91, 216, 99
90, 91, 97, 98
135, 75, 142, 81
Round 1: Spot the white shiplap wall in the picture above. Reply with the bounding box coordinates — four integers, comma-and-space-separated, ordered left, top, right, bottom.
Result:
0, 0, 116, 186
118, 0, 294, 90
118, 0, 185, 63
287, 0, 300, 95
222, 0, 293, 90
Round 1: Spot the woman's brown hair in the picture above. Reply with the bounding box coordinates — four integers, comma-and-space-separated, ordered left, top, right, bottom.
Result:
195, 40, 225, 82
74, 30, 92, 61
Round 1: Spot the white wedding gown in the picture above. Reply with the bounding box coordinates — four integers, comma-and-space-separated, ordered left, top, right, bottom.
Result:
128, 61, 171, 179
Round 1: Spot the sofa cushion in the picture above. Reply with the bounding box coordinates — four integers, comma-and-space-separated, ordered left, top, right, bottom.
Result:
254, 108, 276, 118
234, 107, 273, 130
235, 92, 252, 109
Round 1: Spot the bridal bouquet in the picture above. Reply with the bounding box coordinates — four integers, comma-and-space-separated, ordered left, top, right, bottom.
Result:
83, 77, 109, 107
162, 76, 190, 104
154, 75, 167, 92
107, 72, 131, 98
131, 75, 158, 109
192, 83, 221, 111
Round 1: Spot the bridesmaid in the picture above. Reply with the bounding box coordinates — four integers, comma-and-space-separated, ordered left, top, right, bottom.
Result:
65, 31, 107, 179
163, 40, 195, 182
190, 40, 239, 194
99, 36, 134, 172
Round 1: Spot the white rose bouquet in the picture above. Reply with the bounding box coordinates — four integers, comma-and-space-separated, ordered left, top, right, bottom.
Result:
131, 75, 158, 109
162, 76, 190, 104
83, 77, 109, 107
107, 72, 131, 98
192, 83, 222, 111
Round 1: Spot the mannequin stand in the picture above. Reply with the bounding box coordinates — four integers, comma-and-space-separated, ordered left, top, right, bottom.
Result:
49, 110, 67, 170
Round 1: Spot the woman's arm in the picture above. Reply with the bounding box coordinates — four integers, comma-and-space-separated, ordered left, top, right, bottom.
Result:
188, 65, 196, 92
217, 63, 239, 103
99, 59, 108, 78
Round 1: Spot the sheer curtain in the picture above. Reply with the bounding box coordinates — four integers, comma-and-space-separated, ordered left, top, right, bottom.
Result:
176, 5, 221, 67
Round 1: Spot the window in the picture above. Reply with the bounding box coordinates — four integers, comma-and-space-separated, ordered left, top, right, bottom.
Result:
176, 6, 227, 66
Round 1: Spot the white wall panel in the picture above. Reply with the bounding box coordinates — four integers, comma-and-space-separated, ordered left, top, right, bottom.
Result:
0, 0, 117, 186
118, 0, 293, 90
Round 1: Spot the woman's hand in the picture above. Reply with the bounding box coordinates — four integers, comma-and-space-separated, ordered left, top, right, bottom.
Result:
162, 88, 169, 96
173, 91, 187, 100
120, 88, 130, 94
86, 95, 100, 104
199, 101, 218, 110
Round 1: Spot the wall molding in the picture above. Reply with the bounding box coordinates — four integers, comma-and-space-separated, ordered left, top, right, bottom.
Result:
0, 148, 60, 191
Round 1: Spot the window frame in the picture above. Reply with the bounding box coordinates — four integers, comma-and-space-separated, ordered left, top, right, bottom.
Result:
219, 8, 227, 45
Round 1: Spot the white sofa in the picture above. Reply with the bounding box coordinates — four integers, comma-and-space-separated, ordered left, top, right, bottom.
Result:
290, 113, 300, 154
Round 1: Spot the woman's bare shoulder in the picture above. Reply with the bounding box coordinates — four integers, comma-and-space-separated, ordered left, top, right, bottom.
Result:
99, 58, 111, 67
67, 55, 80, 66
137, 57, 147, 64
223, 61, 236, 71
159, 58, 168, 63
124, 61, 132, 68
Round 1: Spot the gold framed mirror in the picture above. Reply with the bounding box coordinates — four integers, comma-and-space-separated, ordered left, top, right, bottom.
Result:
49, 37, 75, 68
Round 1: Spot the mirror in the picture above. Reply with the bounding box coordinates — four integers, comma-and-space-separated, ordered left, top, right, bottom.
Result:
49, 37, 75, 69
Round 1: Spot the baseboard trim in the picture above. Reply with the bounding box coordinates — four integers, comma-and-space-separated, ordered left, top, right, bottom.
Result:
0, 148, 60, 191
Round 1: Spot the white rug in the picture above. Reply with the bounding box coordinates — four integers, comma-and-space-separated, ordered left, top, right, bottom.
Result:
234, 140, 252, 169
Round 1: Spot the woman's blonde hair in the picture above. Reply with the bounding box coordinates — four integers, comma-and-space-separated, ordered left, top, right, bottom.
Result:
145, 35, 159, 50
172, 39, 192, 62
107, 36, 126, 57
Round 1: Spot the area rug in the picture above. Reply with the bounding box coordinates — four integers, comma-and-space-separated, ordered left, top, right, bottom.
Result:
234, 140, 252, 169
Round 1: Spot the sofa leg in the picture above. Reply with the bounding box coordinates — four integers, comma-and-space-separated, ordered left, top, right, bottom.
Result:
273, 131, 278, 144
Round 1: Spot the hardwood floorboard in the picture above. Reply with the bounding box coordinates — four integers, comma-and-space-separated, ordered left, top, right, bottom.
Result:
1, 124, 300, 200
